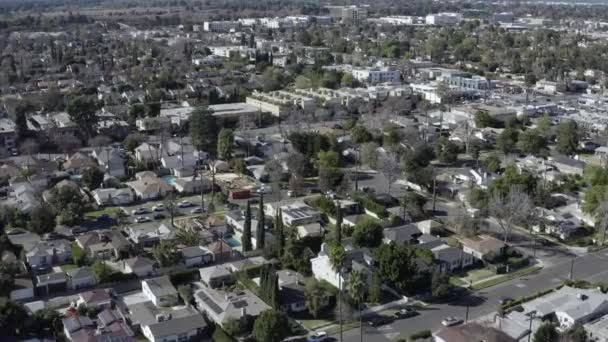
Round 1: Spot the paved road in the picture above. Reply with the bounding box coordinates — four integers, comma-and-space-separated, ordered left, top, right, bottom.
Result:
337, 249, 608, 341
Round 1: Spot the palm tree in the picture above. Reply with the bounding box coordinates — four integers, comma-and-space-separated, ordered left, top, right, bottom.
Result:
347, 271, 366, 342
328, 243, 346, 341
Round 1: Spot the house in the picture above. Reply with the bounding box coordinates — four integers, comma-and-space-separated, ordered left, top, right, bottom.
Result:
126, 176, 173, 201
63, 152, 97, 174
174, 176, 210, 194
93, 147, 126, 178
224, 211, 274, 249
417, 235, 475, 273
129, 300, 207, 342
205, 240, 235, 262
311, 243, 374, 289
434, 322, 516, 342
79, 231, 131, 260
181, 246, 213, 267
461, 234, 506, 259
161, 154, 197, 178
253, 269, 316, 313
142, 276, 179, 307
127, 223, 175, 247
194, 286, 270, 328
76, 289, 112, 309
36, 271, 68, 296
122, 256, 155, 277
199, 265, 237, 289
67, 267, 97, 290
26, 240, 72, 268
134, 143, 160, 163
296, 222, 325, 239
383, 224, 423, 244
62, 316, 95, 341
414, 219, 444, 234
92, 188, 134, 206
549, 156, 586, 176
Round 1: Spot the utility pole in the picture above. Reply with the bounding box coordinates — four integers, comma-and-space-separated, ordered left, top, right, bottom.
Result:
527, 312, 536, 342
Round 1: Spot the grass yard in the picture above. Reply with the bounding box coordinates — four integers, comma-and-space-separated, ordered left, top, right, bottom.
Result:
472, 266, 543, 290
60, 264, 79, 272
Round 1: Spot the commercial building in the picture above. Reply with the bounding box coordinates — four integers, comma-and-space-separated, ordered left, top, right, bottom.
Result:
203, 21, 241, 32
425, 12, 463, 26
325, 5, 368, 23
492, 12, 515, 23
351, 66, 401, 84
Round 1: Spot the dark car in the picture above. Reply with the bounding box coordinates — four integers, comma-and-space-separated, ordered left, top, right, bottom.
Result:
153, 213, 166, 220
367, 315, 394, 327
394, 308, 418, 319
97, 214, 111, 221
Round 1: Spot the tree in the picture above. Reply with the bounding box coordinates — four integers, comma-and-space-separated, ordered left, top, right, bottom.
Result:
242, 201, 253, 252
352, 218, 383, 248
431, 270, 452, 300
497, 125, 519, 155
49, 186, 87, 226
217, 128, 234, 160
178, 285, 193, 306
145, 102, 161, 117
128, 103, 145, 123
265, 159, 284, 196
518, 129, 547, 156
252, 310, 290, 342
347, 271, 366, 340
435, 137, 459, 164
72, 244, 88, 267
305, 278, 328, 318
232, 158, 247, 176
91, 261, 113, 283
275, 209, 285, 256
489, 186, 533, 245
537, 114, 552, 137
190, 107, 218, 154
341, 72, 355, 87
28, 205, 56, 235
260, 266, 281, 309
557, 119, 580, 156
474, 111, 494, 128
335, 202, 343, 243
66, 96, 99, 139
351, 125, 373, 144
361, 142, 379, 169
328, 242, 346, 272
533, 323, 558, 342
369, 273, 383, 303
82, 167, 104, 190
567, 323, 588, 342
317, 150, 339, 169
175, 228, 199, 246
257, 196, 265, 249
123, 133, 147, 152
151, 242, 181, 267
378, 155, 402, 195
375, 243, 419, 293
484, 153, 502, 173
0, 298, 28, 336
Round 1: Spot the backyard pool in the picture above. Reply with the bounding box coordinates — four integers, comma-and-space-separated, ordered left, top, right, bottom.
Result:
224, 237, 241, 248
161, 175, 177, 186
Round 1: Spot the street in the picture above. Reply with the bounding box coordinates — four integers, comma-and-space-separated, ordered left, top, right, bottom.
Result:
338, 249, 608, 341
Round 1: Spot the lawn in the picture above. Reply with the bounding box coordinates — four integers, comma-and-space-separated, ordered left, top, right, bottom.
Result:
450, 268, 495, 287
60, 264, 79, 272
85, 207, 120, 219
472, 266, 543, 290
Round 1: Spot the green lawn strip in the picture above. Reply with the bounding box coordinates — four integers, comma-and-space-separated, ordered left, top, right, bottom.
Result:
472, 266, 543, 290
60, 264, 78, 272
449, 276, 467, 286
324, 321, 360, 335
299, 319, 334, 331
85, 207, 119, 218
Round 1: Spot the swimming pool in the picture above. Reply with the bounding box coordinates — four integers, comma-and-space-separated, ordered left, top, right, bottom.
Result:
161, 175, 177, 186
224, 237, 241, 247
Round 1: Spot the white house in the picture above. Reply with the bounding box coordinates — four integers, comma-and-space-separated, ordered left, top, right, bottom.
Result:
122, 256, 155, 277
92, 188, 134, 206
67, 267, 97, 290
142, 276, 179, 307
92, 147, 126, 178
129, 301, 207, 342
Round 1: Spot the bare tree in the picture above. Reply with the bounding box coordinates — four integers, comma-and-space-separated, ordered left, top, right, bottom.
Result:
265, 158, 284, 199
489, 186, 533, 245
378, 155, 402, 196
285, 152, 307, 178
360, 142, 380, 169
89, 135, 112, 149
54, 134, 82, 156
596, 197, 608, 246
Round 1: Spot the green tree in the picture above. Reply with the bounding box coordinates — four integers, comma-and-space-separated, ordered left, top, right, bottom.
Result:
556, 120, 580, 155
232, 158, 246, 176
351, 125, 373, 144
28, 205, 56, 235
431, 270, 452, 300
66, 95, 99, 139
537, 114, 552, 137
533, 323, 559, 342
256, 196, 265, 249
317, 150, 339, 169
518, 129, 547, 156
91, 261, 113, 283
360, 142, 379, 169
352, 218, 383, 248
275, 209, 285, 256
252, 310, 290, 342
328, 242, 345, 272
341, 72, 355, 87
82, 167, 104, 190
484, 153, 502, 173
0, 298, 28, 336
178, 285, 193, 306
71, 245, 88, 267
151, 242, 181, 267
375, 243, 419, 293
435, 137, 459, 164
568, 323, 588, 342
497, 125, 519, 155
48, 186, 87, 226
217, 128, 234, 160
242, 201, 253, 252
145, 102, 161, 117
305, 278, 328, 318
128, 103, 145, 123
347, 271, 366, 339
335, 202, 342, 243
189, 107, 218, 155
369, 273, 382, 303
474, 111, 493, 128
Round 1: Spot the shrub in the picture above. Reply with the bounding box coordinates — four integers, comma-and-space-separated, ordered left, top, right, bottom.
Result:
170, 269, 199, 284
410, 330, 432, 340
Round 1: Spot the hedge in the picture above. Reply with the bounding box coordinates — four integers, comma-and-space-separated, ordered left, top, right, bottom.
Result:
170, 269, 199, 284
410, 330, 432, 340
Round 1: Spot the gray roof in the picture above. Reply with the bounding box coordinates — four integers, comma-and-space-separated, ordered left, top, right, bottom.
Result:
383, 224, 422, 243
182, 246, 211, 259
67, 266, 95, 280
129, 301, 206, 338
61, 316, 94, 333
143, 276, 177, 298
37, 271, 67, 285
147, 312, 207, 338
124, 256, 155, 269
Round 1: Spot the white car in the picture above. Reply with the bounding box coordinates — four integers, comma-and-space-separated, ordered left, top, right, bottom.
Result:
178, 201, 193, 208
307, 331, 328, 342
135, 216, 151, 223
190, 207, 204, 214
152, 204, 165, 212
441, 316, 463, 327
131, 208, 149, 215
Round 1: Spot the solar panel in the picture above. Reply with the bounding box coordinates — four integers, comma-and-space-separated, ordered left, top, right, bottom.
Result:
197, 291, 223, 315
232, 300, 248, 309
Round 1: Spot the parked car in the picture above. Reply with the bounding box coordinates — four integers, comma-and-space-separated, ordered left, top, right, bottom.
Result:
178, 201, 193, 208
135, 216, 151, 223
152, 204, 165, 212
131, 208, 149, 215
153, 213, 166, 220
97, 214, 111, 221
367, 315, 394, 327
394, 308, 418, 319
441, 316, 463, 327
287, 190, 298, 198
190, 207, 204, 214
307, 331, 328, 342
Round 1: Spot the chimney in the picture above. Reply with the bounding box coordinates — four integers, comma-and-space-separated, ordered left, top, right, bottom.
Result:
241, 307, 246, 317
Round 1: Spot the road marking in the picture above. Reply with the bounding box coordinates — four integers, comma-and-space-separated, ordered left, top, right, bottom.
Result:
551, 278, 561, 283
515, 283, 527, 288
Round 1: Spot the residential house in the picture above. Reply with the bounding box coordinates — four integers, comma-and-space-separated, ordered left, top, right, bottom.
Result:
181, 246, 213, 267
417, 235, 475, 273
122, 256, 155, 277
434, 322, 516, 342
205, 240, 235, 262
142, 276, 179, 307
36, 271, 68, 296
79, 231, 131, 260
67, 310, 135, 342
134, 143, 160, 163
383, 224, 423, 244
194, 286, 270, 328
311, 243, 374, 289
62, 316, 95, 341
63, 152, 97, 175
26, 240, 72, 268
67, 267, 97, 290
549, 156, 586, 176
161, 154, 197, 178
126, 175, 173, 200
254, 269, 315, 313
92, 188, 134, 206
129, 301, 207, 342
174, 176, 210, 194
461, 234, 506, 260
276, 201, 322, 226
225, 210, 274, 249
92, 147, 126, 178
127, 223, 175, 247
199, 265, 236, 289
296, 222, 325, 239
76, 289, 112, 309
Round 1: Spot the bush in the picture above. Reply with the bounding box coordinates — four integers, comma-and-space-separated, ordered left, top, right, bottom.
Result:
354, 195, 388, 219
310, 196, 336, 216
410, 330, 432, 340
170, 269, 199, 284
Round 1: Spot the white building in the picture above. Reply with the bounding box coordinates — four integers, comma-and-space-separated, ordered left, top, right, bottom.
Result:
425, 12, 463, 26
203, 21, 241, 32
326, 5, 368, 23
351, 67, 401, 84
